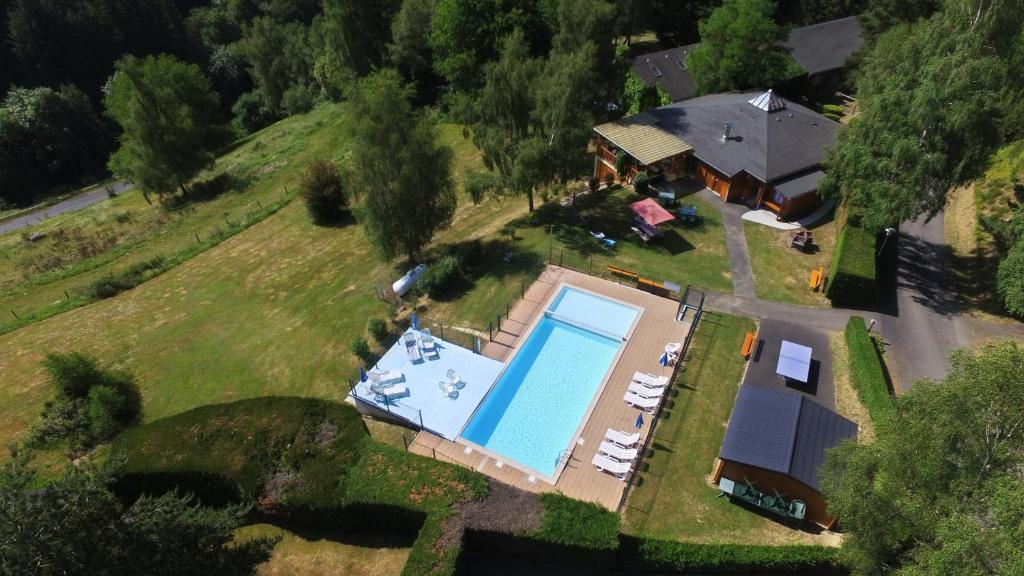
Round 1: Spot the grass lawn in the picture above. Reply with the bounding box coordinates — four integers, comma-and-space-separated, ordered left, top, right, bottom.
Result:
235, 524, 409, 576
744, 212, 837, 307
0, 105, 349, 328
0, 108, 732, 446
622, 312, 835, 546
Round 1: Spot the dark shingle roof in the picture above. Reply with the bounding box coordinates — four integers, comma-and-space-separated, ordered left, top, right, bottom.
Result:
719, 386, 857, 491
630, 17, 864, 102
630, 44, 699, 102
649, 91, 839, 182
773, 170, 826, 199
784, 16, 865, 75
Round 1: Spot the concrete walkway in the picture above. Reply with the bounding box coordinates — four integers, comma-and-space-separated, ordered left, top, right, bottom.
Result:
697, 188, 756, 299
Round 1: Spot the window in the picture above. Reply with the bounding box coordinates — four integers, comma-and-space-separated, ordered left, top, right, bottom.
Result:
649, 64, 663, 78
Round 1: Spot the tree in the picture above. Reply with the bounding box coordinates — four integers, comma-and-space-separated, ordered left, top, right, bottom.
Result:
818, 3, 1021, 230
0, 452, 274, 576
645, 0, 717, 46
239, 17, 315, 116
347, 70, 456, 261
686, 0, 803, 95
104, 54, 228, 198
429, 0, 551, 91
858, 0, 938, 41
388, 0, 439, 100
321, 0, 401, 78
0, 85, 110, 206
997, 239, 1024, 317
300, 159, 348, 225
820, 341, 1024, 576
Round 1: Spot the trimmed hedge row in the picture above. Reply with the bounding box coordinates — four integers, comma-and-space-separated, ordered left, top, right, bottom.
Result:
827, 222, 877, 307
615, 536, 842, 574
533, 493, 621, 550
844, 316, 895, 422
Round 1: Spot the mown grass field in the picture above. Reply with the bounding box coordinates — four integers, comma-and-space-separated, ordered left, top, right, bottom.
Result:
622, 313, 835, 546
235, 524, 409, 576
0, 106, 733, 446
744, 213, 837, 307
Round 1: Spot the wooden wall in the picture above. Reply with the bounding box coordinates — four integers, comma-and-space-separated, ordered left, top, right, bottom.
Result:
713, 459, 838, 529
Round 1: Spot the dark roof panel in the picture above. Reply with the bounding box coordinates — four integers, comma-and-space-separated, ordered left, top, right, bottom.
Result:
719, 386, 801, 475
720, 386, 858, 492
650, 92, 839, 182
630, 44, 699, 102
784, 17, 865, 75
791, 398, 858, 489
773, 170, 826, 199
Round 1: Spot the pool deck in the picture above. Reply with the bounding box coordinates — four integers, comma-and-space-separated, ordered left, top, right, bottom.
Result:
409, 265, 693, 510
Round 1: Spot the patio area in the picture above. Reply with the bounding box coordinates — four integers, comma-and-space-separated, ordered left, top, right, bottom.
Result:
349, 328, 505, 440
410, 266, 695, 510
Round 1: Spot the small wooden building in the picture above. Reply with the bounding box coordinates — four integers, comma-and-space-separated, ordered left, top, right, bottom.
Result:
712, 385, 857, 529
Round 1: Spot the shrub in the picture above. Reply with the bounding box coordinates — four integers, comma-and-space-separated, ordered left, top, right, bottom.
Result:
85, 256, 166, 300
533, 493, 620, 550
350, 337, 371, 362
822, 103, 844, 115
615, 150, 631, 175
464, 169, 503, 205
616, 536, 840, 573
415, 255, 461, 298
826, 222, 877, 307
844, 317, 895, 422
87, 385, 126, 440
367, 318, 388, 342
232, 91, 276, 134
997, 238, 1024, 317
281, 83, 317, 116
43, 352, 108, 399
300, 159, 348, 225
634, 171, 650, 195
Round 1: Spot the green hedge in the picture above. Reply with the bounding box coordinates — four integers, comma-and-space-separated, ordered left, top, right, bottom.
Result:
616, 536, 841, 574
533, 493, 621, 551
827, 222, 877, 307
844, 316, 895, 422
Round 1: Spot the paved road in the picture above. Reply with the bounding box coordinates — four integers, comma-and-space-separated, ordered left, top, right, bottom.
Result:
879, 214, 969, 390
0, 181, 132, 235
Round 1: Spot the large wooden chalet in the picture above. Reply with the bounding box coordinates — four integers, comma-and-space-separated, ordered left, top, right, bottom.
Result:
594, 90, 840, 220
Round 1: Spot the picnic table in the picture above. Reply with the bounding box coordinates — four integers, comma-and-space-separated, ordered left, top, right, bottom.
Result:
777, 340, 812, 383
791, 230, 814, 252
678, 204, 700, 226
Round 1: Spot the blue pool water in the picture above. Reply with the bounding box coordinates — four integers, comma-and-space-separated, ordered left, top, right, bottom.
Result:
548, 286, 638, 338
460, 287, 639, 477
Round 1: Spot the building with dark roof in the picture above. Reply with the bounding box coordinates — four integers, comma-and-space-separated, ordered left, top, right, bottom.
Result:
631, 16, 864, 103
712, 385, 858, 528
593, 89, 839, 219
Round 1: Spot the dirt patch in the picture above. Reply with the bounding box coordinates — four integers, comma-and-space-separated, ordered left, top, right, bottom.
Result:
460, 480, 543, 535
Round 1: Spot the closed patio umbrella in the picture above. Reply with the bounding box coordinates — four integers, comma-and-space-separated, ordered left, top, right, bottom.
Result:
635, 413, 644, 430
659, 352, 670, 367
411, 312, 419, 331
359, 367, 368, 382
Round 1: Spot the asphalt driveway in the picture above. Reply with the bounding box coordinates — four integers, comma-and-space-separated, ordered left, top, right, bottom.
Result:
741, 319, 835, 409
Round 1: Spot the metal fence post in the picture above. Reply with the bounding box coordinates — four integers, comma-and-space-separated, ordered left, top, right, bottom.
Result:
489, 321, 493, 341
506, 302, 510, 319
418, 410, 424, 429
589, 258, 593, 276
521, 280, 525, 299
496, 314, 501, 333
440, 324, 444, 341
559, 250, 563, 267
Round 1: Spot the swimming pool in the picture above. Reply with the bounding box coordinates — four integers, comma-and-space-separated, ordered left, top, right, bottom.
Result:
460, 286, 640, 479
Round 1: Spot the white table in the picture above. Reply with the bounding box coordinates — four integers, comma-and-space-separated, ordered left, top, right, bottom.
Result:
777, 340, 812, 383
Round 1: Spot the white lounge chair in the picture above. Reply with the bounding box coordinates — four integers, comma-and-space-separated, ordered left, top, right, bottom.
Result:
438, 380, 458, 399
605, 428, 641, 448
404, 333, 422, 362
420, 328, 438, 359
370, 383, 408, 402
599, 441, 638, 462
628, 381, 665, 399
592, 453, 631, 480
633, 372, 669, 388
368, 369, 403, 385
665, 342, 682, 364
624, 391, 660, 412
446, 368, 464, 389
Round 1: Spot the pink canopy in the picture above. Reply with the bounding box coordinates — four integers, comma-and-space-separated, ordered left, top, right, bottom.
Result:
630, 198, 676, 227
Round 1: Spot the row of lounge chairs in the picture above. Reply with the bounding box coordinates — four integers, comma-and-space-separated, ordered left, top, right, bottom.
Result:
405, 329, 439, 362
591, 428, 642, 480
623, 372, 669, 413
368, 368, 408, 402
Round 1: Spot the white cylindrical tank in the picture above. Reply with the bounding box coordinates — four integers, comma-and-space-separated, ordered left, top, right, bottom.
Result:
392, 263, 427, 297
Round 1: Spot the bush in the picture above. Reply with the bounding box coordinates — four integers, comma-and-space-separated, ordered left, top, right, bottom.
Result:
634, 171, 650, 195
533, 494, 620, 550
85, 256, 166, 300
300, 160, 348, 225
826, 222, 877, 307
822, 103, 844, 115
615, 150, 631, 175
232, 91, 276, 134
997, 238, 1024, 317
350, 337, 371, 362
844, 316, 895, 422
281, 83, 317, 116
87, 385, 126, 440
615, 536, 840, 573
43, 352, 108, 399
415, 255, 461, 298
464, 169, 503, 205
367, 318, 388, 342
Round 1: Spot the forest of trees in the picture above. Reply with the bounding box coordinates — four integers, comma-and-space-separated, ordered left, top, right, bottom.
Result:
0, 0, 869, 209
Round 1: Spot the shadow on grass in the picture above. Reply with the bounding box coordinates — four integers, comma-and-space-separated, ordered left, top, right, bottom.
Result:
164, 172, 251, 210
415, 238, 546, 303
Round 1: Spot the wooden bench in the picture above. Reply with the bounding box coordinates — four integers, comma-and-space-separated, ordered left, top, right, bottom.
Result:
740, 331, 756, 359
637, 277, 671, 298
606, 264, 639, 281
808, 266, 824, 291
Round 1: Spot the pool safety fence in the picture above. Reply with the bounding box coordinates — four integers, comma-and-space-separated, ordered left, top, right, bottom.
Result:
488, 279, 528, 342
543, 310, 625, 342
549, 250, 684, 302
616, 286, 705, 512
347, 378, 425, 429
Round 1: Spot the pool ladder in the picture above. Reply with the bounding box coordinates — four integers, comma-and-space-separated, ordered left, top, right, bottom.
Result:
556, 448, 573, 465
